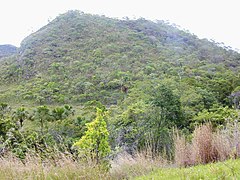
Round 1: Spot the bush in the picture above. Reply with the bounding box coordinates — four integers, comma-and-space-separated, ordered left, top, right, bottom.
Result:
73, 108, 110, 164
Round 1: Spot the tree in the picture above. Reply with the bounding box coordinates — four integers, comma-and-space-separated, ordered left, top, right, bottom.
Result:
52, 107, 66, 121
73, 108, 110, 164
112, 101, 149, 154
147, 84, 184, 156
151, 84, 183, 127
12, 107, 29, 127
51, 105, 74, 121
33, 106, 52, 134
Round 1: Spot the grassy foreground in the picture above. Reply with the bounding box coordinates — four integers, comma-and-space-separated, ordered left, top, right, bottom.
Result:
135, 159, 240, 180
0, 154, 240, 179
0, 155, 111, 180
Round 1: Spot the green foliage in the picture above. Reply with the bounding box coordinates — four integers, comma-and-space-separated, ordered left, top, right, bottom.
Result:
1, 11, 239, 107
73, 108, 110, 163
150, 84, 183, 127
111, 101, 149, 152
0, 103, 11, 119
52, 104, 74, 121
0, 118, 15, 139
33, 106, 52, 134
192, 105, 239, 127
12, 107, 29, 127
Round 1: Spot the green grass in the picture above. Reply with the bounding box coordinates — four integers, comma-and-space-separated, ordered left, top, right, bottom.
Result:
135, 159, 240, 180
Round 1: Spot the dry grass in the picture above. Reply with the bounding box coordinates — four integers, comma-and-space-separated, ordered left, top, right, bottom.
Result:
0, 153, 110, 180
110, 151, 169, 179
191, 124, 216, 164
0, 150, 169, 180
212, 131, 231, 161
174, 122, 240, 167
174, 131, 191, 167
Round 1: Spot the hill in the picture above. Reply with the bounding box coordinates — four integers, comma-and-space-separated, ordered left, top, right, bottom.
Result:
1, 10, 240, 174
0, 44, 17, 59
0, 10, 239, 107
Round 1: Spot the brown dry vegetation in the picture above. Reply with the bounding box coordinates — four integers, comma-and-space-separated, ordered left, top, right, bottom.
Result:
174, 122, 240, 167
0, 154, 110, 180
110, 151, 169, 179
0, 151, 169, 180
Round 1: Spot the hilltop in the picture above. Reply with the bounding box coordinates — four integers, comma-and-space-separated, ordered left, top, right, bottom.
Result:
0, 44, 17, 59
0, 10, 239, 106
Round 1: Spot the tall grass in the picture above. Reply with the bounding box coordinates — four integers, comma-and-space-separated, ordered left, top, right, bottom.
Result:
0, 150, 169, 179
110, 151, 169, 179
174, 130, 191, 167
174, 122, 240, 167
0, 153, 110, 180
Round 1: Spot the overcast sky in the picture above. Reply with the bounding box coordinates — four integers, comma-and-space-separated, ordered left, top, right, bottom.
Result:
1, 0, 239, 50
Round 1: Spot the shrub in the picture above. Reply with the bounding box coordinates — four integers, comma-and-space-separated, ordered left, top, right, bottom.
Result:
73, 108, 111, 164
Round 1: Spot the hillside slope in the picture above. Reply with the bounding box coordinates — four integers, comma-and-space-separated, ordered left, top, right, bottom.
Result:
0, 10, 239, 106
0, 44, 17, 59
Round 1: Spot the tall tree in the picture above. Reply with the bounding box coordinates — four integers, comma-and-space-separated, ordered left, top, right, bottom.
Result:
151, 84, 183, 127
148, 84, 184, 156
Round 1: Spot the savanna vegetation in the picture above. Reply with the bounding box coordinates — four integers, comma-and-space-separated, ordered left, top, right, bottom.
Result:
1, 10, 240, 179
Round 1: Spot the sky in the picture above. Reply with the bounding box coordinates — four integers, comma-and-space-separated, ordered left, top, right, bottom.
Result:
1, 0, 239, 50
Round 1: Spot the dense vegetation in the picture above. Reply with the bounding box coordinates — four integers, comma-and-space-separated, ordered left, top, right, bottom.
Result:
0, 10, 240, 179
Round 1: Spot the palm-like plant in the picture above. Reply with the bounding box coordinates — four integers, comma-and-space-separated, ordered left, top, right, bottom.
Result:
33, 106, 51, 134
12, 107, 29, 127
52, 105, 75, 121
